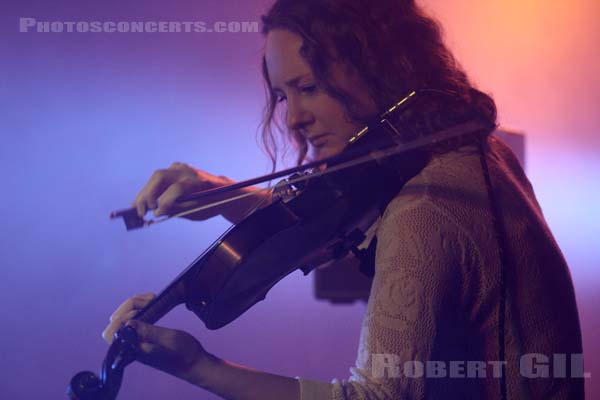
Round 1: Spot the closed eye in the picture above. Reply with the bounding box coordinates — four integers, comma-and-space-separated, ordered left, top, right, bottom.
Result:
273, 83, 316, 104
300, 84, 317, 94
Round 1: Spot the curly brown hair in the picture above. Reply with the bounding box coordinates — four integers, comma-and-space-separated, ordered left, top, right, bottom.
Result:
260, 0, 496, 168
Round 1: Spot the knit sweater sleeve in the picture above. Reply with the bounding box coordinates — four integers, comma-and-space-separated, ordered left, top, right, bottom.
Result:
299, 196, 476, 399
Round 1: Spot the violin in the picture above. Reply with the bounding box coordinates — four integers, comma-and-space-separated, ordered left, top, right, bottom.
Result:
67, 89, 494, 400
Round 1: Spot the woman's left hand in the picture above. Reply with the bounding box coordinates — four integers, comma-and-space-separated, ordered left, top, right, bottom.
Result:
102, 294, 214, 385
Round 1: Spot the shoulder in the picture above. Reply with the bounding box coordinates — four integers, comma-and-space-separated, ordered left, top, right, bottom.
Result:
377, 136, 527, 242
376, 145, 484, 248
374, 146, 490, 273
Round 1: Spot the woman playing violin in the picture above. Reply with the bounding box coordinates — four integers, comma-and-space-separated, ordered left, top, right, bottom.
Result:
102, 0, 584, 398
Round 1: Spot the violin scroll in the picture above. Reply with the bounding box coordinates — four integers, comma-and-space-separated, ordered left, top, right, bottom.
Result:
67, 326, 139, 400
68, 371, 103, 400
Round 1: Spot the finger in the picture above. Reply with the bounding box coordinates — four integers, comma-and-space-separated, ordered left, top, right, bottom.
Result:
169, 162, 190, 170
126, 320, 175, 347
102, 309, 137, 344
154, 179, 201, 216
139, 341, 158, 354
154, 182, 184, 217
134, 169, 177, 217
134, 199, 147, 219
132, 190, 147, 217
110, 293, 155, 322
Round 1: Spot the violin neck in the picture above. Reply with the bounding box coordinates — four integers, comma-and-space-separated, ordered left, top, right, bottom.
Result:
134, 279, 187, 324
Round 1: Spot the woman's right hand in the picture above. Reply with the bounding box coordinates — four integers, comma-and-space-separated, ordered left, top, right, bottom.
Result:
133, 162, 266, 224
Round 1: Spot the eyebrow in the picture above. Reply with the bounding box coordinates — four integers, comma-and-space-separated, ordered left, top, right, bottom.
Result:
272, 73, 312, 92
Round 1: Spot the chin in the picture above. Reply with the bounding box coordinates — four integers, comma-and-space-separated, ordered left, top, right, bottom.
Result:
314, 146, 343, 161
314, 150, 332, 161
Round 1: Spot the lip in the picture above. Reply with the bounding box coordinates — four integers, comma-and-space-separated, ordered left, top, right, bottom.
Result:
307, 133, 330, 147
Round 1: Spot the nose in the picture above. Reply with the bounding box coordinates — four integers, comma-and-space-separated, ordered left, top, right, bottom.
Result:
286, 97, 313, 132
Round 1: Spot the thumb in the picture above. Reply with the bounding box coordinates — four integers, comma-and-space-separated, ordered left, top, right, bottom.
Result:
126, 320, 165, 345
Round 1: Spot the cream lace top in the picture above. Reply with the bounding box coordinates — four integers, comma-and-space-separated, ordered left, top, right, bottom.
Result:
299, 136, 583, 399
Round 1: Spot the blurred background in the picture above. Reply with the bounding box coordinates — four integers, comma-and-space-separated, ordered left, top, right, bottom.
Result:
0, 0, 598, 398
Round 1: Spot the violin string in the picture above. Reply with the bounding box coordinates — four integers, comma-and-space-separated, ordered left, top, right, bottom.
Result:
138, 118, 488, 227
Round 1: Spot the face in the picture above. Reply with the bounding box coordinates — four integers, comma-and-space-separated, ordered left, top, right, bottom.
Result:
265, 29, 377, 161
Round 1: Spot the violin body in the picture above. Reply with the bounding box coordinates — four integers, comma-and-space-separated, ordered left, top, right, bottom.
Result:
185, 145, 420, 329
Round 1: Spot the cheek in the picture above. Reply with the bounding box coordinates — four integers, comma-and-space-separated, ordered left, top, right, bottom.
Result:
338, 120, 363, 143
314, 96, 363, 142
324, 110, 354, 135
